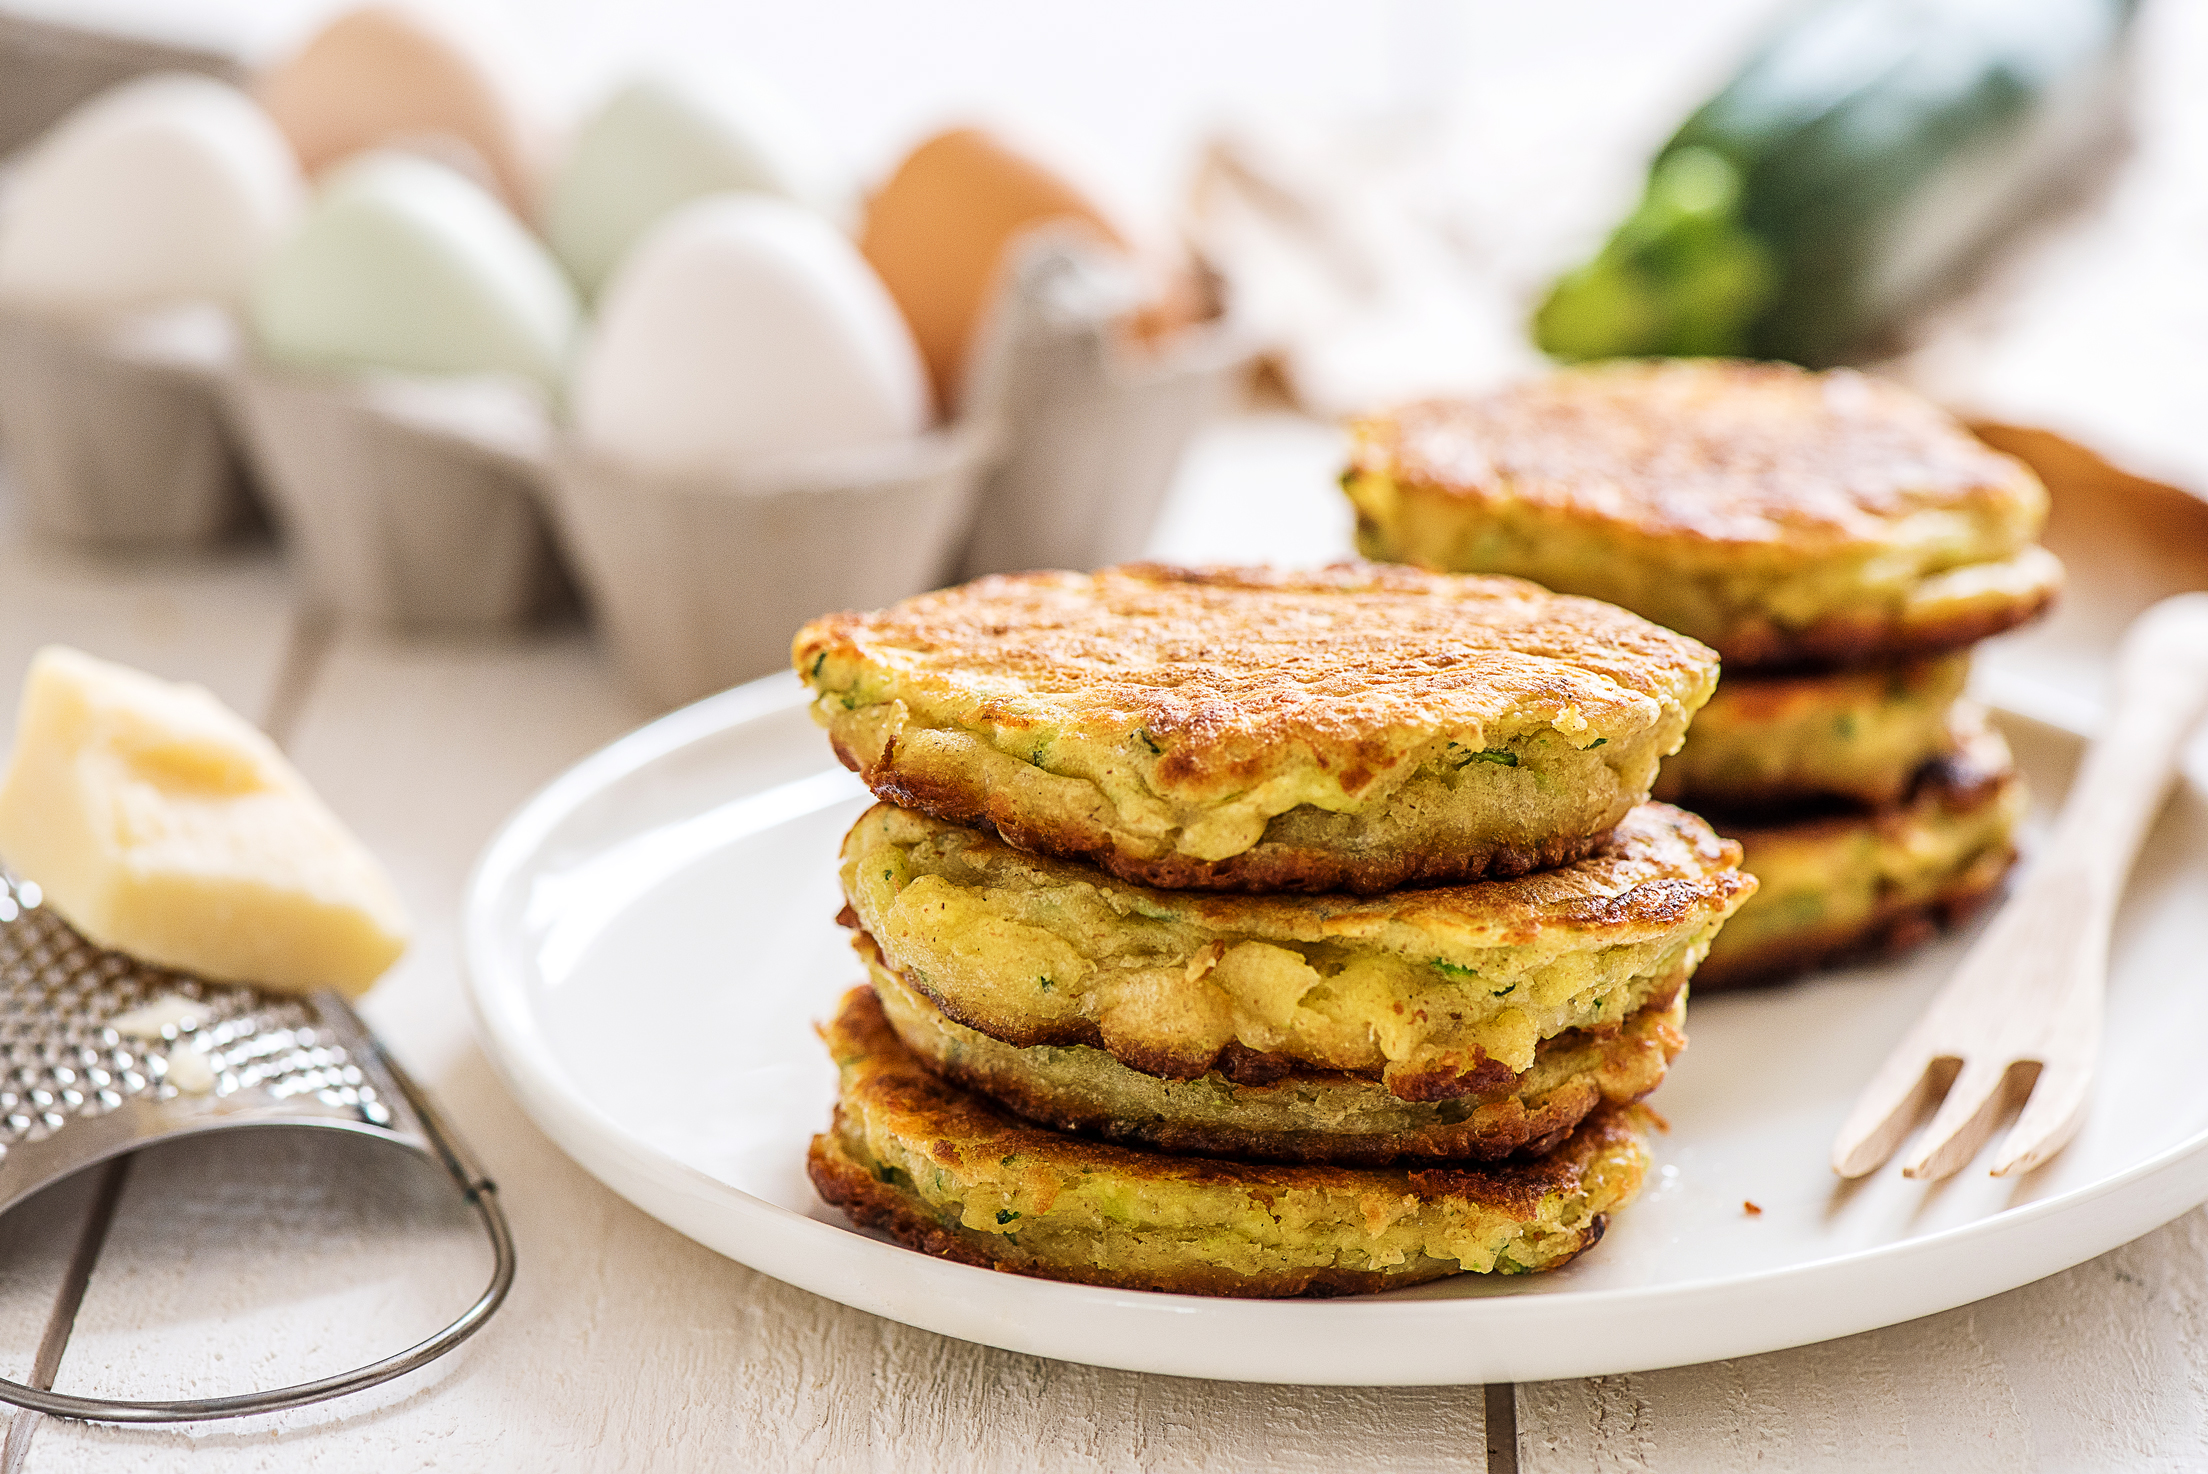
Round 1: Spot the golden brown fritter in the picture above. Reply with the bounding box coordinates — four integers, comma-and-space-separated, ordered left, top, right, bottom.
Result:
1343, 360, 2059, 669
1693, 706, 2025, 990
1654, 653, 1971, 809
840, 800, 1750, 1100
864, 937, 1686, 1165
795, 562, 1719, 893
810, 985, 1653, 1297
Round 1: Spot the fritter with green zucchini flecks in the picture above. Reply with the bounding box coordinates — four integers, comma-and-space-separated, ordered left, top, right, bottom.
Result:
863, 936, 1686, 1165
1695, 705, 2024, 991
793, 562, 1720, 894
1655, 652, 1970, 810
839, 800, 1751, 1100
1343, 361, 2059, 670
810, 985, 1654, 1297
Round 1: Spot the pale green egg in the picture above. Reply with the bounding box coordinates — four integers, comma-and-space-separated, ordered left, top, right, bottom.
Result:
546, 74, 851, 300
249, 150, 578, 391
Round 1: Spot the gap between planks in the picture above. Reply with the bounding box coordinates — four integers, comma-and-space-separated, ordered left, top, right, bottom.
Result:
259, 608, 338, 752
0, 606, 334, 1467
1485, 1383, 1520, 1474
0, 1160, 129, 1474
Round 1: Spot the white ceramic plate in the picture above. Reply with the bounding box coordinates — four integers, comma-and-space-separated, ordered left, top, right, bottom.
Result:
463, 672, 2208, 1386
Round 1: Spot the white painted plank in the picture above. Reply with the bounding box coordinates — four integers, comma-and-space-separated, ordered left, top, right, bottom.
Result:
1518, 1207, 2208, 1473
275, 628, 654, 1082
0, 1171, 106, 1472
0, 1171, 104, 1385
0, 480, 295, 751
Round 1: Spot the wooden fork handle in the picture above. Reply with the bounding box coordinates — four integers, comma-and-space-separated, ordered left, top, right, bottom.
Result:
2045, 593, 2208, 890
1910, 595, 2208, 1179
1832, 593, 2208, 1180
1946, 593, 2208, 978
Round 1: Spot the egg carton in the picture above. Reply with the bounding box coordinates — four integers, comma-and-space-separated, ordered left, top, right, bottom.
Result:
544, 421, 993, 709
0, 868, 513, 1423
538, 237, 1240, 710
0, 232, 1240, 680
0, 12, 243, 161
956, 232, 1250, 580
0, 320, 573, 626
217, 349, 996, 663
0, 302, 259, 547
224, 363, 571, 630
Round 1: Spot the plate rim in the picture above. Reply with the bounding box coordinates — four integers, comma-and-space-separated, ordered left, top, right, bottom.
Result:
462, 671, 2208, 1386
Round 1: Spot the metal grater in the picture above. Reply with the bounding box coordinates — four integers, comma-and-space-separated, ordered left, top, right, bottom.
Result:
0, 869, 513, 1423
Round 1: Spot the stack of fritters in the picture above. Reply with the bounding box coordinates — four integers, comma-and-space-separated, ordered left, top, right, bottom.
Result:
1343, 359, 2055, 988
794, 563, 1753, 1297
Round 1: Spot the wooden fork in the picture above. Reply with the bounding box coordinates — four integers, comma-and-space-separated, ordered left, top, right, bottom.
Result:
1832, 593, 2208, 1182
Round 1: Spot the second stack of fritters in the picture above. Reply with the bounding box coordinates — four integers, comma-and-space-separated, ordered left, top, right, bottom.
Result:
795, 562, 1753, 1296
1343, 359, 2051, 987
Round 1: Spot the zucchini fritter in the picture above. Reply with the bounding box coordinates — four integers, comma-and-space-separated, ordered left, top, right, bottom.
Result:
840, 800, 1751, 1100
1655, 653, 1970, 809
1695, 706, 2024, 990
864, 940, 1686, 1165
810, 985, 1653, 1297
796, 562, 1720, 894
1344, 361, 2059, 669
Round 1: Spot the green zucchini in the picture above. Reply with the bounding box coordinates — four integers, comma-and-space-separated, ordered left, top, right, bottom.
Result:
1535, 0, 2138, 367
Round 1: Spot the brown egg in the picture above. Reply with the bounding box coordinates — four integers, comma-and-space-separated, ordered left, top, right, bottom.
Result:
861, 127, 1203, 412
257, 5, 537, 219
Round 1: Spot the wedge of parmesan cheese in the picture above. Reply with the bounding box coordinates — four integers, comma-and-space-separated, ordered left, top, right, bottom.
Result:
0, 647, 409, 996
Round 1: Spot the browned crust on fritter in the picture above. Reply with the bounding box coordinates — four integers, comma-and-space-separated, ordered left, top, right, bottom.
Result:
856, 912, 1568, 1099
1691, 724, 2021, 991
1692, 845, 2014, 992
836, 734, 1612, 892
1346, 361, 2060, 668
798, 561, 1717, 890
810, 1134, 1595, 1298
1696, 576, 2060, 670
851, 801, 1748, 962
1349, 361, 2043, 553
877, 964, 1686, 1166
808, 986, 1629, 1296
1072, 1088, 1588, 1166
800, 562, 1712, 791
1652, 656, 1969, 811
1696, 714, 2015, 834
841, 800, 1743, 1096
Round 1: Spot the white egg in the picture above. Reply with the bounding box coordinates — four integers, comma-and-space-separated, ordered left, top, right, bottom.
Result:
248, 150, 578, 391
0, 74, 303, 312
573, 195, 928, 474
548, 73, 854, 299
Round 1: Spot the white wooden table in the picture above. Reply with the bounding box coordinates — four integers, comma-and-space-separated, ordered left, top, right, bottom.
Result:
1, 412, 2206, 1474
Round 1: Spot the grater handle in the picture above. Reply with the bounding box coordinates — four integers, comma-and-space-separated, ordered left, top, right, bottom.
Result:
0, 1002, 517, 1425
371, 1025, 498, 1204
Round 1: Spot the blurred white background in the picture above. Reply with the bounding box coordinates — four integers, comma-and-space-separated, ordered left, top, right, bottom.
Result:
5, 0, 1788, 218
12, 0, 2203, 471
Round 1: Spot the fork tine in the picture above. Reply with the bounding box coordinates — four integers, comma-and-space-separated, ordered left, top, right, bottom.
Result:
1832, 1051, 1957, 1179
1991, 1058, 2091, 1178
1902, 1057, 2036, 1181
